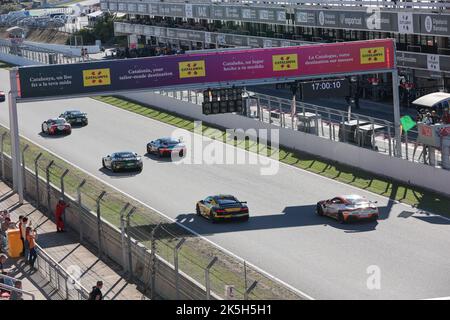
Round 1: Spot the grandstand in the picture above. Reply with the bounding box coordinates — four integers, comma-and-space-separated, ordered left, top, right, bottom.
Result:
103, 0, 450, 104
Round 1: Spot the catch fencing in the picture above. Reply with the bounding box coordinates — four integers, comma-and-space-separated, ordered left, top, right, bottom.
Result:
155, 89, 443, 168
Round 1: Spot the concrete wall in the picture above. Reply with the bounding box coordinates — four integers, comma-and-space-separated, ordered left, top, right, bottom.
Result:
0, 52, 44, 66
2, 155, 214, 300
124, 92, 450, 198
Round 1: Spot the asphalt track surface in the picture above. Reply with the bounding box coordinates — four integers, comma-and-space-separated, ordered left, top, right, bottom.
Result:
1, 72, 450, 300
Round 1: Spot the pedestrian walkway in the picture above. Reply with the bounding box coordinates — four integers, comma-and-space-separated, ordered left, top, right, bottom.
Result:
0, 181, 146, 300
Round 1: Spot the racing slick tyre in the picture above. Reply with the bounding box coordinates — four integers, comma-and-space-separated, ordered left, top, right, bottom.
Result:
41, 124, 45, 134
157, 149, 163, 158
338, 212, 346, 224
196, 204, 201, 216
102, 159, 106, 169
111, 164, 118, 173
316, 203, 324, 216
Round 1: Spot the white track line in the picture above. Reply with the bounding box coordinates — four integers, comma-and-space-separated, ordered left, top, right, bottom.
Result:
0, 120, 315, 301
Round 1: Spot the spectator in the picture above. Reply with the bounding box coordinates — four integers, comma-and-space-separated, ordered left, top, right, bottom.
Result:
430, 110, 440, 124
88, 281, 103, 300
443, 109, 450, 124
1, 216, 12, 253
20, 217, 29, 260
423, 113, 433, 125
55, 198, 69, 233
1, 271, 14, 290
0, 253, 7, 273
9, 280, 23, 300
26, 227, 37, 269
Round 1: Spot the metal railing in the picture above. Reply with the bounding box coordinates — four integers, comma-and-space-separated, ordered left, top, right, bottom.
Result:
155, 88, 444, 168
0, 283, 36, 300
0, 40, 90, 64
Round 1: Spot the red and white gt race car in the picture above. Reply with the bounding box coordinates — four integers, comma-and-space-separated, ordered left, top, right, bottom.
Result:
316, 195, 379, 223
41, 118, 72, 135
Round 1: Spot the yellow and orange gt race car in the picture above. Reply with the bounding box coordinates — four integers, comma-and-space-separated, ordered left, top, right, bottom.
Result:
196, 195, 249, 223
316, 194, 379, 223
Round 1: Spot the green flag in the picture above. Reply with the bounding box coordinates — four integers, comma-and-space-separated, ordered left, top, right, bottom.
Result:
400, 115, 416, 133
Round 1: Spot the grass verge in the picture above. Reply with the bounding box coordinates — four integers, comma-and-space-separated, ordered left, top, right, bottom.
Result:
93, 95, 450, 217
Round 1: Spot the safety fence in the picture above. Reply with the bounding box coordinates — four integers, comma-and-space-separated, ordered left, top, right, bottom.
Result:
110, 0, 449, 10
154, 89, 443, 168
0, 126, 309, 300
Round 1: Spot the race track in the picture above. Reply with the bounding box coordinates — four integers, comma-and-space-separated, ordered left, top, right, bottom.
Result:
1, 70, 450, 299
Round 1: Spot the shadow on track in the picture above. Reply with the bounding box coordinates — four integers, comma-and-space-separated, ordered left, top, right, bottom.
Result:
98, 167, 142, 178
38, 132, 71, 139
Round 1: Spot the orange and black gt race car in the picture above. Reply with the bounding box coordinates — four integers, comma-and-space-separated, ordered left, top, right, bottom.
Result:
316, 194, 379, 223
196, 195, 249, 223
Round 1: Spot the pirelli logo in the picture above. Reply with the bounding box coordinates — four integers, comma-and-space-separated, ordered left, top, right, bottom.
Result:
82, 68, 111, 87
360, 47, 385, 64
179, 60, 206, 79
272, 54, 298, 71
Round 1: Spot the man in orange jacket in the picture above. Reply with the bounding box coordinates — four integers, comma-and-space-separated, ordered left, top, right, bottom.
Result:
55, 198, 69, 232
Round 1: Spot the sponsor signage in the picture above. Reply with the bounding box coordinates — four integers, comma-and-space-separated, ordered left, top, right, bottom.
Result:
427, 54, 440, 72
397, 51, 428, 70
157, 4, 185, 17
192, 4, 209, 19
17, 39, 395, 99
360, 47, 385, 64
296, 10, 316, 26
272, 54, 298, 71
107, 2, 450, 36
295, 9, 397, 31
418, 14, 450, 35
398, 12, 414, 34
82, 69, 111, 87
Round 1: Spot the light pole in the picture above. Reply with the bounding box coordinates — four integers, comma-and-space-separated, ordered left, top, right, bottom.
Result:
8, 68, 24, 204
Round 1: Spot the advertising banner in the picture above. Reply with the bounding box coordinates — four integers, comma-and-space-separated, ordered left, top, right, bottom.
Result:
417, 123, 450, 148
17, 39, 395, 100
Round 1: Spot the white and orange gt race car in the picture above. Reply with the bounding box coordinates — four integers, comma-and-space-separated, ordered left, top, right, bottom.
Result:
316, 194, 379, 223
